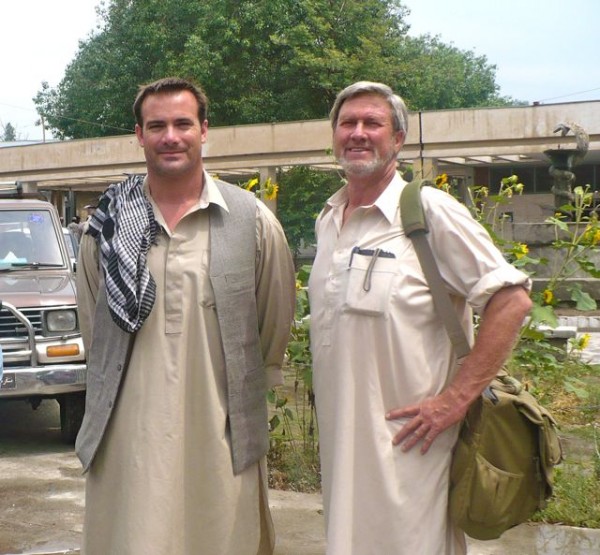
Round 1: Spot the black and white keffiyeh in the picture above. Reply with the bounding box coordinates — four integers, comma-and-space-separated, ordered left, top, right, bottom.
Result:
87, 174, 159, 333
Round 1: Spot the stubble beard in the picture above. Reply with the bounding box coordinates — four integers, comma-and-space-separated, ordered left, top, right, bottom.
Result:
149, 147, 201, 179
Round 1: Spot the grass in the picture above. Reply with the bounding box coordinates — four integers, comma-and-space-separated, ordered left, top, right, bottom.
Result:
534, 423, 600, 528
268, 441, 321, 493
531, 372, 600, 528
267, 363, 320, 493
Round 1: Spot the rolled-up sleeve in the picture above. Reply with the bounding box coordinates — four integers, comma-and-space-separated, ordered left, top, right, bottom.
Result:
422, 188, 531, 314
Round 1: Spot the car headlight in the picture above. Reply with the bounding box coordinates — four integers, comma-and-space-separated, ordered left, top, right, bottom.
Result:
45, 309, 78, 333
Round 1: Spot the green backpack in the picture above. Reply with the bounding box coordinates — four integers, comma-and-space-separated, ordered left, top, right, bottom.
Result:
400, 178, 563, 540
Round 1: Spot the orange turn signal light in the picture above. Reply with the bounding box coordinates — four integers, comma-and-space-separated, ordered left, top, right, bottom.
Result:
46, 345, 80, 357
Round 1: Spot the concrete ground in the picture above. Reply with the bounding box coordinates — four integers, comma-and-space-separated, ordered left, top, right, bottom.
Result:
1, 400, 599, 555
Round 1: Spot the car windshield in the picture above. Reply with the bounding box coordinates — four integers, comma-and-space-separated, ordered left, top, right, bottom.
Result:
0, 210, 65, 267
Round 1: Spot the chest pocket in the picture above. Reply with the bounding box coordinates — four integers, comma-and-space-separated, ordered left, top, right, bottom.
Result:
342, 249, 397, 317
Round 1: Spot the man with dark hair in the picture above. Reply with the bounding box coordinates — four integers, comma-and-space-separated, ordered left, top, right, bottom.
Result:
132, 76, 209, 127
76, 77, 296, 555
308, 81, 532, 554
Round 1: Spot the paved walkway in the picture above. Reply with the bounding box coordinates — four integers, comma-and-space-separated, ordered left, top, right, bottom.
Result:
270, 491, 600, 555
2, 478, 600, 554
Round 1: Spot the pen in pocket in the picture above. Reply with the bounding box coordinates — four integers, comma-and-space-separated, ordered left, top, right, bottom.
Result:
348, 246, 396, 267
347, 247, 396, 292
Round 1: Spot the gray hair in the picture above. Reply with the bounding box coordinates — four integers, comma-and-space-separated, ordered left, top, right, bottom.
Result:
329, 81, 408, 134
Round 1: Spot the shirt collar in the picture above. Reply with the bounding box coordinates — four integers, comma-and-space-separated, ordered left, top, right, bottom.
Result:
200, 171, 230, 212
323, 172, 408, 224
143, 171, 230, 213
375, 173, 407, 224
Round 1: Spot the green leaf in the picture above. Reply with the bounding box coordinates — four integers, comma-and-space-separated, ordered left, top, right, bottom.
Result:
577, 258, 600, 279
269, 414, 281, 431
529, 304, 559, 327
569, 286, 598, 311
302, 367, 313, 389
520, 327, 546, 341
512, 255, 541, 267
564, 378, 590, 400
545, 217, 570, 232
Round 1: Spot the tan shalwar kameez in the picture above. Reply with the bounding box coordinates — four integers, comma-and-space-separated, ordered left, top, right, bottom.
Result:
80, 177, 294, 555
308, 174, 531, 555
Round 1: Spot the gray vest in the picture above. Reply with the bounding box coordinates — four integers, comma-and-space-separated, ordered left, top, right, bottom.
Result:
75, 181, 267, 475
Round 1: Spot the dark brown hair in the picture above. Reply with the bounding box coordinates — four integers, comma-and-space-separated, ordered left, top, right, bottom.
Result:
133, 77, 208, 126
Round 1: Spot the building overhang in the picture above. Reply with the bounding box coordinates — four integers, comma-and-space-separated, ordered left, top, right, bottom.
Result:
1, 100, 599, 190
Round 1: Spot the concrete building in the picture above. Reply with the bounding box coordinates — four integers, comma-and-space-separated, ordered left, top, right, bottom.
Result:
0, 100, 599, 223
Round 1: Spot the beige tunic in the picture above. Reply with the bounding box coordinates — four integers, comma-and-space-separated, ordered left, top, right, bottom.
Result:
80, 176, 294, 555
308, 174, 530, 555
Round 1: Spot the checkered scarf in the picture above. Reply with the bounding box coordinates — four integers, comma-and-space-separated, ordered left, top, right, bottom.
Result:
87, 174, 158, 333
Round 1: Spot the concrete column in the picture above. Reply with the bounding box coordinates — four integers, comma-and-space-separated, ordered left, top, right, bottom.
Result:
412, 157, 439, 181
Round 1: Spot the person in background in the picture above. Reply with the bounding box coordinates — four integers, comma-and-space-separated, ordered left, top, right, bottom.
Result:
80, 205, 96, 234
308, 81, 532, 554
76, 77, 296, 555
67, 215, 82, 242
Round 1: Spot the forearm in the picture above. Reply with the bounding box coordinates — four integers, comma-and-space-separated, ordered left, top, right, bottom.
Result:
444, 285, 532, 412
387, 284, 532, 454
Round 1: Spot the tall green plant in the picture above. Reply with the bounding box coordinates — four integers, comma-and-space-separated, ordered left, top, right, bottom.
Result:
441, 174, 600, 400
268, 266, 317, 454
266, 265, 320, 490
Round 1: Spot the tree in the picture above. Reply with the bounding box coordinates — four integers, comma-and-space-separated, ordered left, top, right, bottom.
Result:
34, 0, 511, 139
173, 0, 412, 125
34, 0, 203, 139
277, 166, 343, 258
393, 35, 509, 110
1, 122, 17, 142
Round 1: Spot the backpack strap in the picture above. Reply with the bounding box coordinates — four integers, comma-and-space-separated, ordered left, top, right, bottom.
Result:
400, 179, 471, 358
400, 178, 431, 236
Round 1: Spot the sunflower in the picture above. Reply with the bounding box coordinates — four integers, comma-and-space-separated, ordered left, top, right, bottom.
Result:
264, 178, 279, 200
514, 243, 529, 260
245, 177, 259, 191
435, 173, 448, 188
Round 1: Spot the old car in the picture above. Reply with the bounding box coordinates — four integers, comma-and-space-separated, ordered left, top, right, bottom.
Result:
0, 184, 86, 442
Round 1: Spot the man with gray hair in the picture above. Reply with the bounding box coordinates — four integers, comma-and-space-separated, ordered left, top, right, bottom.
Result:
308, 81, 532, 553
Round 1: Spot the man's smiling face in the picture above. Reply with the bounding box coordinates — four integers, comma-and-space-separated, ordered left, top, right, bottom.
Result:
333, 93, 404, 178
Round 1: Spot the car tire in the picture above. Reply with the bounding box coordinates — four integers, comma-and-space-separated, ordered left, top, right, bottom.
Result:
59, 392, 85, 444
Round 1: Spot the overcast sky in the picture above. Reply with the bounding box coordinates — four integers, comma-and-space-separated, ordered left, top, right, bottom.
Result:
407, 0, 600, 105
2, 0, 600, 141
